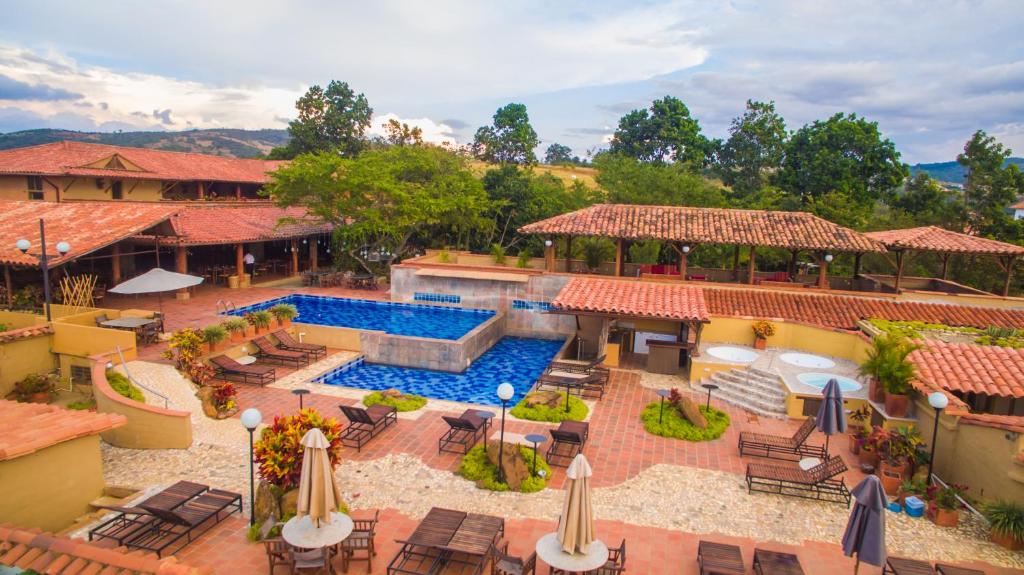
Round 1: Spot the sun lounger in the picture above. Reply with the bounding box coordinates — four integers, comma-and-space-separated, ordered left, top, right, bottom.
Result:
130, 488, 242, 556
546, 421, 589, 467
936, 565, 986, 575
210, 354, 276, 386
272, 329, 326, 360
340, 404, 397, 451
252, 336, 310, 367
698, 541, 744, 575
746, 456, 850, 504
88, 480, 209, 545
536, 371, 608, 399
738, 416, 825, 461
438, 409, 489, 454
884, 557, 936, 574
547, 355, 606, 374
754, 548, 805, 575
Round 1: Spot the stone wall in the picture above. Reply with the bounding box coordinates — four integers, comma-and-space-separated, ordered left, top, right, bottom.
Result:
360, 312, 506, 373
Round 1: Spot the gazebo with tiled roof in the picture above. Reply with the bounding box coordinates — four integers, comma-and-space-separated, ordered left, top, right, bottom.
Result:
864, 226, 1024, 296
519, 204, 885, 289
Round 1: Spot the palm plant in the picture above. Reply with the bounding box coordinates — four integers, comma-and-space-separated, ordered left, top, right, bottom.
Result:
985, 500, 1024, 546
859, 334, 920, 394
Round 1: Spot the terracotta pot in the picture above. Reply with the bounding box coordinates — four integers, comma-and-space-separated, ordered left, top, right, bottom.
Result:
991, 529, 1023, 551
27, 392, 50, 404
884, 393, 909, 418
931, 507, 960, 528
278, 318, 291, 329
869, 378, 886, 403
877, 467, 902, 495
880, 458, 910, 478
230, 331, 244, 343
848, 433, 861, 455
859, 448, 879, 468
754, 336, 767, 350
245, 325, 256, 338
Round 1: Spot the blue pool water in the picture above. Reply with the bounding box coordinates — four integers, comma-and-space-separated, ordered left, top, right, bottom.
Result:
232, 294, 494, 340
796, 373, 863, 393
316, 337, 565, 405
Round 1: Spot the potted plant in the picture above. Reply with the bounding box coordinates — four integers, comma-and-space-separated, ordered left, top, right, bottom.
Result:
13, 373, 55, 404
751, 320, 776, 350
874, 426, 921, 493
247, 310, 273, 334
858, 334, 920, 414
202, 324, 229, 353
897, 477, 928, 507
223, 317, 249, 343
984, 500, 1024, 551
927, 483, 967, 527
848, 406, 871, 454
491, 243, 507, 265
269, 303, 298, 328
163, 328, 205, 370
857, 426, 881, 468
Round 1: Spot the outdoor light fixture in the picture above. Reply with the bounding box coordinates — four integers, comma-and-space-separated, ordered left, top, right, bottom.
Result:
106, 361, 114, 370
824, 253, 834, 263
682, 245, 690, 253
495, 383, 514, 483
15, 220, 71, 322
56, 242, 70, 255
240, 408, 263, 525
544, 240, 552, 247
15, 239, 30, 253
303, 238, 308, 244
926, 391, 949, 482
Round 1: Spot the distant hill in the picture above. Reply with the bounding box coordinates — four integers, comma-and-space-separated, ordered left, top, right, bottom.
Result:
0, 128, 290, 158
910, 157, 1024, 185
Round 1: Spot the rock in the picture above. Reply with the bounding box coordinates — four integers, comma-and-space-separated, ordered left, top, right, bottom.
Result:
280, 488, 300, 516
195, 386, 220, 419
676, 396, 707, 429
523, 390, 562, 409
485, 440, 529, 491
254, 480, 281, 525
381, 388, 404, 399
258, 513, 279, 540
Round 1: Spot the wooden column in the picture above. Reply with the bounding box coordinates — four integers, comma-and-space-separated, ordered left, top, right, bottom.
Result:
678, 243, 688, 279
564, 236, 573, 273
175, 245, 189, 299
817, 252, 829, 289
1002, 256, 1017, 297
788, 250, 799, 280
290, 240, 299, 276
235, 244, 245, 281
894, 250, 905, 292
197, 182, 205, 200
940, 253, 951, 280
235, 184, 242, 200
3, 265, 12, 306
746, 245, 757, 284
614, 239, 624, 277
111, 243, 122, 285
732, 245, 741, 281
309, 238, 318, 272
853, 253, 863, 278
544, 239, 556, 272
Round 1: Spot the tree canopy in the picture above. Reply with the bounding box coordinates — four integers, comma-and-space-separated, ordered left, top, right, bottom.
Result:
608, 96, 714, 167
717, 100, 787, 198
958, 130, 1024, 238
472, 103, 539, 164
544, 143, 577, 165
269, 80, 372, 159
594, 153, 725, 207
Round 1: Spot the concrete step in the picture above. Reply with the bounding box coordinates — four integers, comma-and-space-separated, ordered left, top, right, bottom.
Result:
694, 383, 787, 418
713, 372, 787, 399
694, 368, 788, 419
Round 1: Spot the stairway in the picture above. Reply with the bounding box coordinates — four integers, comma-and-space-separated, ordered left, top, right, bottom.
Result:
693, 367, 788, 419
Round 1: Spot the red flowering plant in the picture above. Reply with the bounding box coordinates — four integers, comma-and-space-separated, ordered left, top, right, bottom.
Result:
927, 483, 968, 511
253, 408, 343, 490
212, 383, 237, 412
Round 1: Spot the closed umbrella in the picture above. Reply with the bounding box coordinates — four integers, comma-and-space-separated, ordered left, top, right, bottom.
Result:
108, 268, 203, 313
557, 453, 594, 554
296, 428, 341, 528
842, 475, 887, 574
816, 378, 847, 456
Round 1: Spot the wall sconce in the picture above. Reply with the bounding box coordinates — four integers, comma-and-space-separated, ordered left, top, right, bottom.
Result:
824, 253, 834, 263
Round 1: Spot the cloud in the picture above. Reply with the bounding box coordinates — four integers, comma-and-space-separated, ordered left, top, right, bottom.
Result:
0, 73, 82, 101
440, 118, 469, 130
367, 113, 457, 146
152, 108, 173, 124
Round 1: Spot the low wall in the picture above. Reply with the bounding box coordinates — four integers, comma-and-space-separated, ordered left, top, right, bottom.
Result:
702, 315, 872, 364
361, 312, 506, 372
0, 310, 45, 329
91, 357, 192, 449
0, 329, 56, 396
52, 322, 137, 360
293, 322, 363, 351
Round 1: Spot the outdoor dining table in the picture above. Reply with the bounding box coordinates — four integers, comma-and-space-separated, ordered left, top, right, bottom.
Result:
282, 511, 354, 549
534, 532, 608, 574
101, 317, 157, 330
351, 273, 376, 289
388, 507, 504, 574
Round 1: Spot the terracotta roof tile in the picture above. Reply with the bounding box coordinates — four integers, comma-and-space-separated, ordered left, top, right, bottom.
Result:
0, 200, 179, 267
909, 341, 1024, 399
0, 324, 53, 344
957, 413, 1024, 434
0, 400, 126, 462
153, 205, 331, 246
864, 226, 1024, 256
0, 524, 210, 575
0, 141, 283, 184
519, 204, 885, 252
1011, 200, 1024, 210
551, 278, 709, 321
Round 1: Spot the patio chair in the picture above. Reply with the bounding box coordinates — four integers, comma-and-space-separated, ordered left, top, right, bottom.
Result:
547, 355, 606, 374
272, 329, 327, 360
139, 321, 161, 345
339, 404, 397, 451
884, 557, 935, 574
546, 421, 589, 467
936, 565, 986, 575
439, 409, 489, 454
491, 540, 537, 575
745, 455, 851, 505
338, 509, 380, 572
738, 416, 825, 461
152, 311, 165, 333
536, 371, 608, 400
253, 336, 311, 367
698, 541, 744, 575
264, 538, 295, 574
89, 480, 209, 545
292, 545, 338, 574
210, 355, 276, 386
753, 548, 805, 575
94, 313, 109, 327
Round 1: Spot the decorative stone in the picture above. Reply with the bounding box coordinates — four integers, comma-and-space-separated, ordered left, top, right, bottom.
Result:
523, 390, 563, 409
280, 488, 300, 516
485, 440, 529, 491
381, 388, 404, 399
676, 396, 707, 429
254, 480, 281, 526
195, 386, 220, 419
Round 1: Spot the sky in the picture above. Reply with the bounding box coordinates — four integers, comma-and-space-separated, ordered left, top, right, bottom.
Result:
0, 0, 1022, 163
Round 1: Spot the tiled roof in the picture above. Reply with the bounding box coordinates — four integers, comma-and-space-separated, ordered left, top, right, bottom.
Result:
0, 140, 284, 183
701, 286, 1024, 330
864, 226, 1024, 256
1011, 200, 1024, 210
909, 341, 1024, 399
0, 523, 210, 574
519, 204, 885, 253
0, 400, 126, 462
155, 205, 332, 246
551, 278, 709, 321
0, 324, 53, 344
0, 200, 179, 267
957, 413, 1024, 434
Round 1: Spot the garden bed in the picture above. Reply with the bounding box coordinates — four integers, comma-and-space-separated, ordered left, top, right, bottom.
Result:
458, 444, 550, 493
509, 391, 588, 422
364, 390, 427, 412
641, 402, 729, 441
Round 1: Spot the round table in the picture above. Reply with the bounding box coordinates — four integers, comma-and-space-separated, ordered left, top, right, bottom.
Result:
236, 355, 258, 365
535, 532, 609, 573
700, 383, 719, 409
524, 433, 548, 476
282, 512, 354, 549
292, 388, 311, 409
798, 457, 822, 471
656, 389, 672, 423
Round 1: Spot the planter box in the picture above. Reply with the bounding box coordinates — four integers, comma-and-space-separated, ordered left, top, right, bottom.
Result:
858, 448, 879, 468
884, 393, 910, 418
869, 378, 886, 403
931, 507, 960, 528
848, 434, 861, 455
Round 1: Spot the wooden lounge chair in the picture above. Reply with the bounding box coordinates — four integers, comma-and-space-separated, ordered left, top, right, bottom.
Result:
130, 488, 242, 556
89, 480, 209, 545
338, 509, 380, 573
936, 565, 985, 575
253, 336, 310, 367
753, 548, 805, 575
536, 371, 608, 400
884, 557, 935, 574
438, 409, 489, 454
339, 404, 397, 451
492, 540, 537, 575
698, 541, 744, 575
210, 355, 276, 386
546, 421, 589, 467
547, 355, 606, 374
271, 329, 326, 359
738, 416, 826, 461
746, 456, 851, 504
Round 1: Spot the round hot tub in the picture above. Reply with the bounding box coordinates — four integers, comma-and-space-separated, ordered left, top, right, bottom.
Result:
706, 346, 759, 363
796, 373, 862, 392
779, 352, 836, 369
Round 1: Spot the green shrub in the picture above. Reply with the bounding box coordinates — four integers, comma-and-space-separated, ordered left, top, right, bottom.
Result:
516, 249, 531, 268
246, 310, 273, 329
438, 250, 451, 263
640, 402, 729, 441
510, 392, 588, 422
67, 399, 96, 410
628, 240, 661, 264
106, 370, 144, 402
270, 303, 299, 321
985, 500, 1024, 543
223, 317, 249, 334
458, 444, 549, 493
364, 391, 427, 412
491, 243, 506, 265
202, 324, 228, 345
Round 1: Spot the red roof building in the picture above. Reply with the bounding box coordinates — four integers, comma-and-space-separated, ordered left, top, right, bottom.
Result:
551, 277, 709, 322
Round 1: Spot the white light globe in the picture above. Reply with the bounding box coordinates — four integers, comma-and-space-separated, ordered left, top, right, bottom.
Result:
240, 408, 263, 430
15, 239, 30, 252
824, 254, 834, 263
496, 382, 515, 401
56, 241, 71, 254
928, 391, 949, 410
544, 240, 553, 248
682, 245, 690, 253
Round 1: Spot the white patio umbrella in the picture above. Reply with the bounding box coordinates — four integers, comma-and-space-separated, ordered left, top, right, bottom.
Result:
296, 428, 341, 528
108, 268, 203, 313
557, 453, 595, 554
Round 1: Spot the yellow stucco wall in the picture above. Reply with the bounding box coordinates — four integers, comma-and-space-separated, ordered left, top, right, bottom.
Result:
0, 310, 44, 329
293, 322, 363, 351
0, 435, 106, 531
0, 333, 57, 396
51, 322, 137, 360
0, 176, 167, 202
702, 316, 872, 364
92, 360, 192, 449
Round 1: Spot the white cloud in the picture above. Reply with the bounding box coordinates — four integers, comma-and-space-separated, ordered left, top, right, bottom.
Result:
367, 113, 458, 146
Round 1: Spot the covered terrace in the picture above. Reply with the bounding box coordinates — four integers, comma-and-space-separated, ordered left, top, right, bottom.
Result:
519, 204, 885, 290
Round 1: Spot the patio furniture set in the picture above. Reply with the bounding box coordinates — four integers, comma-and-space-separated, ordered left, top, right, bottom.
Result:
210, 331, 327, 386
94, 312, 164, 344
264, 509, 381, 574
534, 356, 610, 400
301, 270, 377, 289
698, 541, 807, 575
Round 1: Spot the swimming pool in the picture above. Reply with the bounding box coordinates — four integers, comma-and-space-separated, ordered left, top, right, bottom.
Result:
232, 295, 494, 340
316, 337, 565, 405
796, 373, 863, 393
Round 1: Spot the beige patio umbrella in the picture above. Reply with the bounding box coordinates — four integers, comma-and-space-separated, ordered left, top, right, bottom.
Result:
296, 428, 341, 527
557, 453, 594, 554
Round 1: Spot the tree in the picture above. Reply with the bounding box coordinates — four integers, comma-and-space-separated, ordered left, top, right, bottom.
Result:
382, 119, 423, 146
481, 165, 595, 249
893, 173, 967, 229
777, 113, 908, 208
593, 153, 725, 207
608, 96, 713, 167
472, 103, 539, 164
265, 146, 492, 273
269, 80, 372, 159
544, 143, 576, 165
957, 130, 1024, 238
717, 100, 787, 197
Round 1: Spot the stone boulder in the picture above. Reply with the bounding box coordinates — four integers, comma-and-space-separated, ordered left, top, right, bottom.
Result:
676, 396, 707, 429
485, 440, 530, 491
522, 390, 562, 409
381, 388, 404, 399
254, 480, 281, 527
195, 386, 220, 419
280, 488, 300, 516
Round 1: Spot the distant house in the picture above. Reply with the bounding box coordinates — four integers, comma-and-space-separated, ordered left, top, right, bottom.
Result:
1011, 199, 1024, 220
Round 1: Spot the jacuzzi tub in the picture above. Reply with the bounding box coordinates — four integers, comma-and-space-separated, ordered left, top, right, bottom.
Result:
796, 373, 862, 392
706, 346, 759, 363
779, 352, 836, 369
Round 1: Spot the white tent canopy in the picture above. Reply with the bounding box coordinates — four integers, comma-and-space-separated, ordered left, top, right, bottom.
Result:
109, 268, 203, 295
